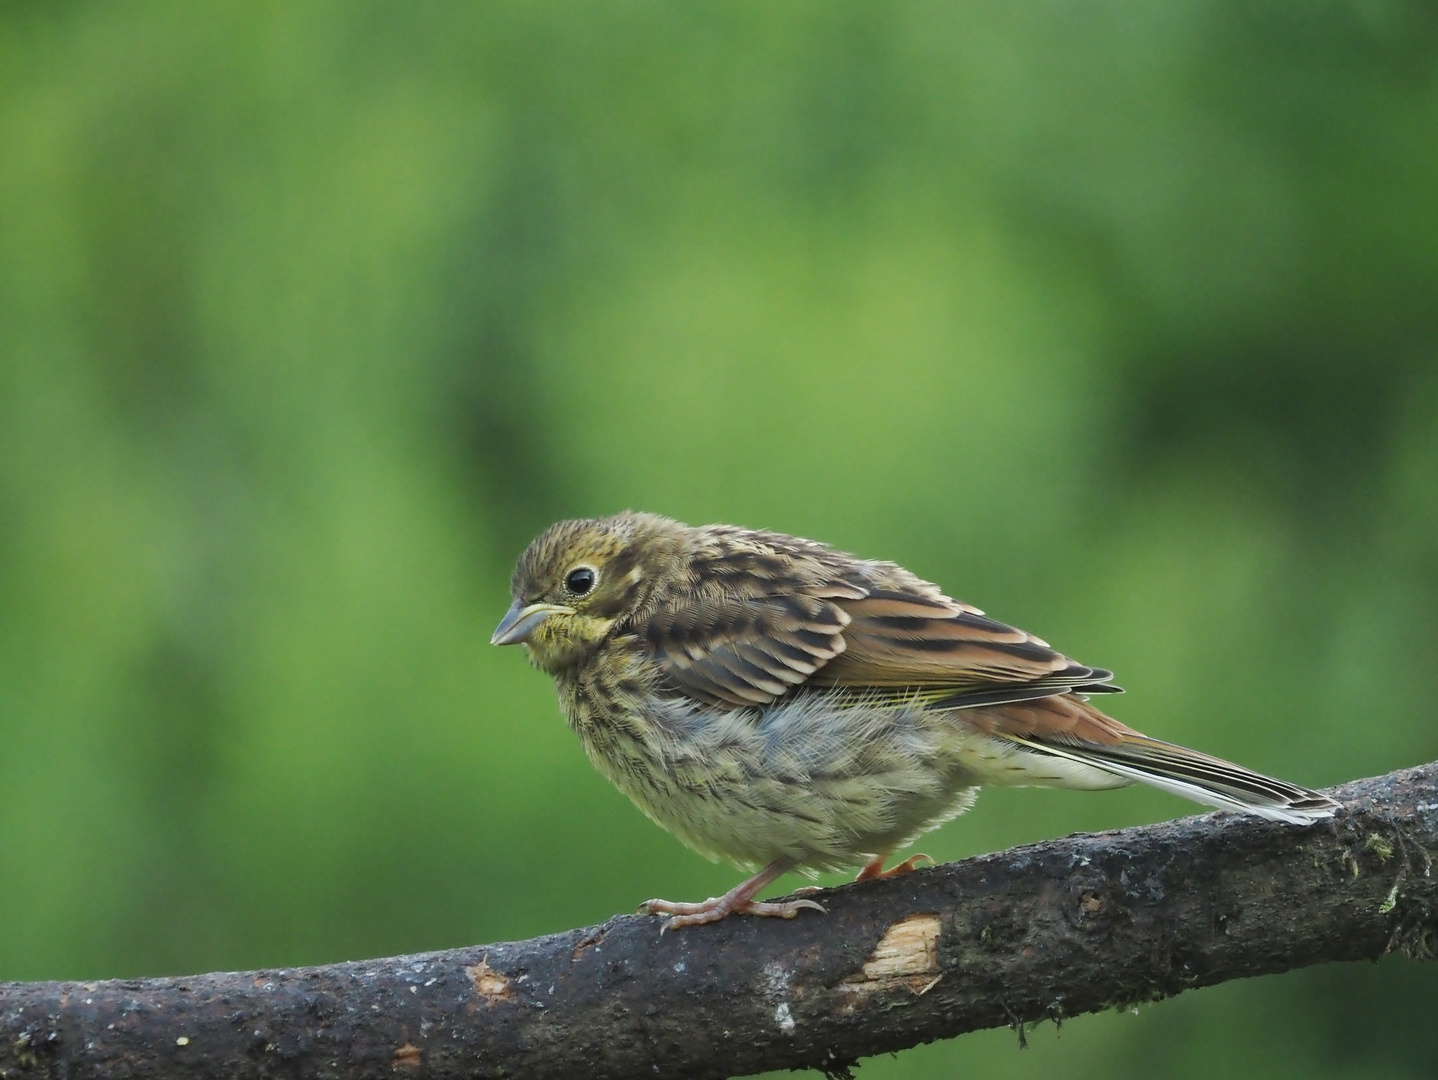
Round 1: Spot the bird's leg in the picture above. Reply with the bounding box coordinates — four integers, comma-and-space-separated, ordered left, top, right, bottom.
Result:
854, 852, 934, 882
640, 859, 825, 931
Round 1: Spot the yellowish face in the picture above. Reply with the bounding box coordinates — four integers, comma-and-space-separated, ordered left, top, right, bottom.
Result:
492, 516, 661, 674
520, 606, 617, 670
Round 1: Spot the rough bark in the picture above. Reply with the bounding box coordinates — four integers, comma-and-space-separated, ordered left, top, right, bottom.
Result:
3, 763, 1435, 1080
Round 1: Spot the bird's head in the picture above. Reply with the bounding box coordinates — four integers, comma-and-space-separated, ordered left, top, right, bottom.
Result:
492, 512, 681, 673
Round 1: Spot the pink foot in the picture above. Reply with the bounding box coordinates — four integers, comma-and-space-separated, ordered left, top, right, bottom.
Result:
638, 859, 825, 931
854, 852, 933, 882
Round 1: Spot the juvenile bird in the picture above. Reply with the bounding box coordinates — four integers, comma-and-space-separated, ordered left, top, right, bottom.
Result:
492, 512, 1338, 930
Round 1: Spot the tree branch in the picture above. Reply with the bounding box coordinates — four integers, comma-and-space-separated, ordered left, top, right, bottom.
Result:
3, 763, 1435, 1080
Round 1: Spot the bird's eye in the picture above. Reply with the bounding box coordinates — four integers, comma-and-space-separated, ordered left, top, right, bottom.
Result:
565, 566, 597, 596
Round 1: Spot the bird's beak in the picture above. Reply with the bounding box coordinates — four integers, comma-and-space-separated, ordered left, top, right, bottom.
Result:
490, 600, 575, 646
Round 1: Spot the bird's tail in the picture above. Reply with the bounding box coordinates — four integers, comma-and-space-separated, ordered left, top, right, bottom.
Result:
1009, 732, 1340, 825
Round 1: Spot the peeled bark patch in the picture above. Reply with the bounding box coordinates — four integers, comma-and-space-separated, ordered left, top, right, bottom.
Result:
836, 913, 943, 999
465, 958, 514, 1005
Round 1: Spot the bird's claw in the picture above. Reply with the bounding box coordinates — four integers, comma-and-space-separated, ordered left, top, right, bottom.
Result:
641, 894, 827, 932
750, 897, 827, 919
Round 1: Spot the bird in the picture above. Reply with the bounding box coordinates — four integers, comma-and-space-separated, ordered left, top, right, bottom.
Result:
492, 511, 1339, 930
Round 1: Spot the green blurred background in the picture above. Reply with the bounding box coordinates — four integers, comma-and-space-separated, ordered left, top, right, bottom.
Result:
3, 2, 1437, 1076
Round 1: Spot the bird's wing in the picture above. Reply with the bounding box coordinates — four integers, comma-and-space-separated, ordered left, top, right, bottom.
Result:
637, 591, 858, 707
814, 585, 1119, 706
633, 529, 1114, 709
631, 528, 873, 707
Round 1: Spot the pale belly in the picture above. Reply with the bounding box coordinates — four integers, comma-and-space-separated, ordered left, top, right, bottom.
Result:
568, 688, 1126, 874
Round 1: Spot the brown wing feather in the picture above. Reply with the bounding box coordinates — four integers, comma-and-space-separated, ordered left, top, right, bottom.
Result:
642, 592, 854, 706
634, 527, 867, 708
818, 589, 1106, 690
633, 527, 1114, 709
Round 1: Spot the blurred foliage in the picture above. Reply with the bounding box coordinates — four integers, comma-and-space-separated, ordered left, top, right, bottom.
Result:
2, 2, 1437, 1077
